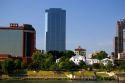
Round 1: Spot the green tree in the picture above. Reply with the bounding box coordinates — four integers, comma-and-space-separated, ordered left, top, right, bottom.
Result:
28, 61, 40, 70
118, 60, 125, 71
15, 59, 22, 69
92, 51, 108, 60
100, 63, 105, 70
49, 63, 58, 70
58, 59, 78, 70
42, 53, 54, 70
92, 63, 101, 69
106, 61, 113, 71
0, 62, 2, 70
79, 60, 87, 69
64, 50, 74, 58
1, 59, 15, 74
32, 51, 45, 62
31, 51, 46, 70
21, 62, 28, 69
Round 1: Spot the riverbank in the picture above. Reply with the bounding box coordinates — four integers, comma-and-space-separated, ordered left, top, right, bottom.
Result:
0, 70, 118, 81
0, 75, 115, 81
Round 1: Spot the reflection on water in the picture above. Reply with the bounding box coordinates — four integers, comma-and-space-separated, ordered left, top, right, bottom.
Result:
0, 80, 125, 83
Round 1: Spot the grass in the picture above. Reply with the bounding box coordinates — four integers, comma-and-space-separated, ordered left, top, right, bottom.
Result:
96, 72, 109, 77
27, 71, 66, 77
72, 71, 95, 76
27, 70, 96, 77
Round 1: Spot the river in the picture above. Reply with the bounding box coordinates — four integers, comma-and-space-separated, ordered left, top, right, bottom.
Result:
0, 80, 125, 83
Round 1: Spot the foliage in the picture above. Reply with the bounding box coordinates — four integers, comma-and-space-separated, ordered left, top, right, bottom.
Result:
32, 51, 45, 62
91, 51, 108, 60
42, 53, 54, 70
47, 51, 60, 59
114, 60, 125, 70
79, 60, 87, 69
64, 50, 74, 58
0, 62, 2, 70
47, 50, 74, 59
58, 59, 78, 70
106, 61, 113, 71
14, 59, 22, 69
28, 61, 41, 70
92, 63, 101, 69
100, 63, 106, 70
1, 59, 15, 74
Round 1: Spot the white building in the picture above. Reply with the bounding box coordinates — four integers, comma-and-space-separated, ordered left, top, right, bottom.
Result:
101, 58, 113, 66
69, 55, 114, 66
70, 55, 100, 65
86, 59, 100, 65
70, 55, 85, 65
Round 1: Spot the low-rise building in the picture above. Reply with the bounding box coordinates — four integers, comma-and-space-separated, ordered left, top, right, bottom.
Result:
101, 58, 113, 66
118, 53, 125, 60
86, 59, 100, 65
70, 55, 85, 65
0, 54, 12, 61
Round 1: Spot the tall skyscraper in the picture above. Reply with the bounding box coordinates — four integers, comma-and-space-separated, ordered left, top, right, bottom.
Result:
114, 19, 125, 58
45, 8, 66, 52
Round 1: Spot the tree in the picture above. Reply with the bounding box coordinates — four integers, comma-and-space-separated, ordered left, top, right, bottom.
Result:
47, 51, 60, 59
92, 51, 108, 60
14, 59, 22, 69
1, 59, 15, 74
28, 61, 40, 70
32, 51, 45, 62
49, 63, 58, 70
21, 62, 28, 69
117, 60, 125, 70
64, 50, 75, 58
92, 63, 101, 69
58, 59, 78, 70
31, 51, 46, 70
0, 62, 2, 70
106, 61, 113, 72
100, 63, 105, 70
41, 53, 56, 70
79, 60, 87, 69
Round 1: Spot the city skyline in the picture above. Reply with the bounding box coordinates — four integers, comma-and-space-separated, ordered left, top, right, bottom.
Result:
0, 0, 125, 55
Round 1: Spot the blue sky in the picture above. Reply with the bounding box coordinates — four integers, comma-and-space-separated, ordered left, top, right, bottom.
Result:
0, 0, 125, 55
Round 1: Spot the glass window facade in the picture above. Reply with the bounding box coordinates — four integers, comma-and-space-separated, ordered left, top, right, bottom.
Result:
45, 8, 66, 52
0, 29, 23, 57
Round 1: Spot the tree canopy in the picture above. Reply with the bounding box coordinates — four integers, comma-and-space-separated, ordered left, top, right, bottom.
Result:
91, 51, 108, 60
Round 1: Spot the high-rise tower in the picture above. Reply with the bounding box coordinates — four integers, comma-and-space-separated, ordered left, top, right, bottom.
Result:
114, 19, 125, 58
45, 8, 66, 52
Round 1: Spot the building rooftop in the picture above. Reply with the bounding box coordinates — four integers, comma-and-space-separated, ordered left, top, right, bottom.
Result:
0, 23, 35, 31
75, 46, 86, 51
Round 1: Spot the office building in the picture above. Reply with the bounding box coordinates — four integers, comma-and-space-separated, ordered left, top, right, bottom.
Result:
123, 29, 125, 52
114, 19, 125, 58
45, 8, 66, 52
0, 23, 36, 63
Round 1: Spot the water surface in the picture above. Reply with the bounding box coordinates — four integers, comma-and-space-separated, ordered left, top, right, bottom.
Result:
0, 80, 124, 83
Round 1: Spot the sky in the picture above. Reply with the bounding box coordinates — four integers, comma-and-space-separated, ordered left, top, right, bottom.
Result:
0, 0, 125, 55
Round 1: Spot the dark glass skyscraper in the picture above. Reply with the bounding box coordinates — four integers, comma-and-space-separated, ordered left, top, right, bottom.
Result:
45, 8, 66, 52
114, 19, 125, 58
